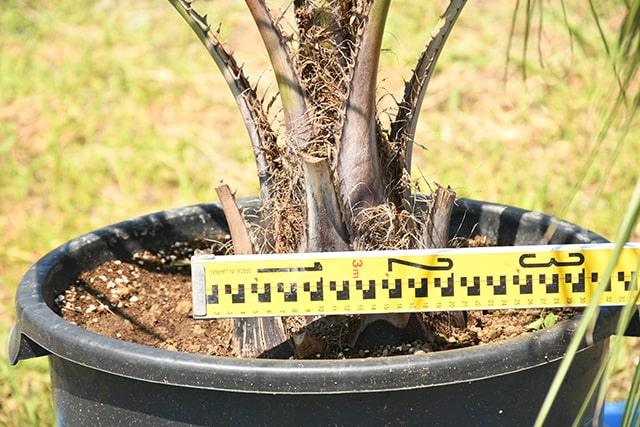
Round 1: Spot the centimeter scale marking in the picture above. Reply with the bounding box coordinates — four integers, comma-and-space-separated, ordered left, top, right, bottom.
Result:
190, 243, 640, 319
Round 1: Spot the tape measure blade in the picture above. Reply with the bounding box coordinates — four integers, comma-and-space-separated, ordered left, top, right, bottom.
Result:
191, 263, 207, 318
190, 243, 640, 318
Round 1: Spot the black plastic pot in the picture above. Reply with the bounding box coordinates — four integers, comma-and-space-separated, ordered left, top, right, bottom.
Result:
9, 198, 627, 426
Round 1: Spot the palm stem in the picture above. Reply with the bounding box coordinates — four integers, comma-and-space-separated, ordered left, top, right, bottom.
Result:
391, 0, 467, 174
168, 0, 274, 198
245, 0, 310, 143
337, 0, 390, 218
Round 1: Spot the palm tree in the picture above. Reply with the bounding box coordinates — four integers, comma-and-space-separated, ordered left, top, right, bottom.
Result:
168, 0, 466, 357
169, 0, 640, 359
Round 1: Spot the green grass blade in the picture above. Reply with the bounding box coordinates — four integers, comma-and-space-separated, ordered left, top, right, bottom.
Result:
535, 178, 640, 427
620, 277, 640, 427
570, 262, 640, 426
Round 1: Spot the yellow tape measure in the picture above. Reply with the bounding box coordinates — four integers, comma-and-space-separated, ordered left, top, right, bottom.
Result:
190, 243, 640, 319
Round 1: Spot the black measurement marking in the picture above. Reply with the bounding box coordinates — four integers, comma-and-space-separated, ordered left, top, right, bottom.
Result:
498, 276, 507, 295
389, 279, 402, 298
203, 268, 637, 309
539, 274, 559, 294
566, 270, 585, 293
388, 257, 453, 271
225, 284, 245, 303
589, 272, 612, 291
465, 277, 480, 296
519, 252, 585, 268
356, 280, 376, 299
434, 274, 454, 297
513, 275, 533, 294
251, 283, 271, 302
407, 278, 428, 298
209, 285, 219, 304
618, 271, 637, 291
486, 276, 506, 295
312, 278, 323, 301
416, 278, 428, 298
276, 282, 298, 302
257, 262, 322, 273
329, 280, 350, 300
550, 274, 559, 293
303, 279, 324, 301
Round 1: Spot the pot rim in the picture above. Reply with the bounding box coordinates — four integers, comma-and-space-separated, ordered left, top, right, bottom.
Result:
9, 198, 620, 394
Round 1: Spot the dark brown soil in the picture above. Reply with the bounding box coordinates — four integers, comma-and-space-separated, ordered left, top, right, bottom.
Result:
55, 240, 580, 359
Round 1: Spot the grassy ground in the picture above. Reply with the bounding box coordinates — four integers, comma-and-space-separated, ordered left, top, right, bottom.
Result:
1, 0, 639, 425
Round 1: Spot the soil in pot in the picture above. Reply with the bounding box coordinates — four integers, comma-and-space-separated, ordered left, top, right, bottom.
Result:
54, 235, 579, 359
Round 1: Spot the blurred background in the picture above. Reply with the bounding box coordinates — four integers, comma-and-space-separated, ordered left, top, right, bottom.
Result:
2, 0, 639, 424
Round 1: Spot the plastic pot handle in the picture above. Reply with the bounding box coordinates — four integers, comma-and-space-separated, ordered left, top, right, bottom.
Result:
8, 323, 51, 365
623, 310, 640, 337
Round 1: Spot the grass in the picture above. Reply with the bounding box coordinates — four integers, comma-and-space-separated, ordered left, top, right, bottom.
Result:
1, 0, 638, 425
